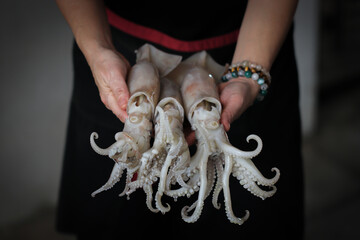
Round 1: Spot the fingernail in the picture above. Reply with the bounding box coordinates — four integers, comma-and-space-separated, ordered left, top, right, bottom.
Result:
223, 121, 230, 131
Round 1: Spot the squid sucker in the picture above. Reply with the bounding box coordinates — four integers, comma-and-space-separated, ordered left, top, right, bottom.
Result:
89, 44, 280, 226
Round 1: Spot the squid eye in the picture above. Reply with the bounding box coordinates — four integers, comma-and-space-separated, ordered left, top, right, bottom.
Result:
129, 114, 143, 124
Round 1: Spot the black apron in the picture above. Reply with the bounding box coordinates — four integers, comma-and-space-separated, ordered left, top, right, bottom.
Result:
56, 7, 304, 240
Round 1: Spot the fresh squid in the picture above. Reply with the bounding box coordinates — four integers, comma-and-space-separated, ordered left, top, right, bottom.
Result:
167, 51, 280, 225
90, 44, 280, 226
90, 44, 182, 197
126, 76, 190, 214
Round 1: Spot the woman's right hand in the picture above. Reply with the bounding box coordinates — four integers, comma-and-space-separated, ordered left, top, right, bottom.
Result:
87, 47, 131, 123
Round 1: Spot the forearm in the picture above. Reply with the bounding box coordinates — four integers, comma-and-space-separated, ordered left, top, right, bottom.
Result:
56, 0, 113, 63
232, 0, 298, 70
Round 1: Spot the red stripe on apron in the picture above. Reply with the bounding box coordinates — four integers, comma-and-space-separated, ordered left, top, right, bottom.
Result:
106, 8, 239, 52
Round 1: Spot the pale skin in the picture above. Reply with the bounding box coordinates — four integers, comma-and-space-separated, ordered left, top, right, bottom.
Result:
56, 0, 298, 144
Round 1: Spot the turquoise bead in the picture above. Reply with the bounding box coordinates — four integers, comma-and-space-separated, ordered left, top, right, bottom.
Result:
222, 73, 232, 82
244, 71, 252, 78
257, 78, 265, 85
231, 71, 238, 78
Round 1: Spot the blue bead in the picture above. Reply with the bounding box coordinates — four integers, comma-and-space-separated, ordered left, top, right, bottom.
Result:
221, 75, 228, 82
222, 73, 232, 82
257, 78, 265, 85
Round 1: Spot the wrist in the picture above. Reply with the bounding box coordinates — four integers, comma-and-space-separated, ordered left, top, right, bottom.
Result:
80, 38, 115, 64
221, 61, 270, 102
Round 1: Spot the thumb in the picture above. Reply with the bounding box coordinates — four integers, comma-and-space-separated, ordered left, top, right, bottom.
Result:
109, 77, 130, 113
221, 109, 232, 132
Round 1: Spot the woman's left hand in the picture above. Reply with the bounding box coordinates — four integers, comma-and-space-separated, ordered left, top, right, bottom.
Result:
218, 77, 260, 131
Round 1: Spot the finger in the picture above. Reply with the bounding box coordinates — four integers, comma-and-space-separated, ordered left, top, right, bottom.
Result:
106, 93, 128, 122
109, 78, 130, 112
221, 110, 231, 132
185, 131, 196, 146
217, 82, 228, 93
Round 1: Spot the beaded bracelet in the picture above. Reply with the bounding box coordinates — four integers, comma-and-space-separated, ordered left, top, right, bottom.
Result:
221, 61, 271, 101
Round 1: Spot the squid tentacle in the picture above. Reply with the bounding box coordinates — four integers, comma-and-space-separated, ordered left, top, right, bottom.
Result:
218, 134, 263, 160
181, 146, 210, 223
91, 163, 124, 197
233, 159, 280, 187
119, 169, 135, 198
212, 156, 224, 210
223, 154, 250, 225
144, 184, 159, 213
90, 132, 116, 156
155, 152, 176, 213
165, 150, 191, 191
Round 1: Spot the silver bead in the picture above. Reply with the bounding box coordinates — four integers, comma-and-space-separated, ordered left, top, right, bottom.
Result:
238, 69, 245, 76
251, 73, 259, 81
225, 73, 232, 80
261, 83, 268, 90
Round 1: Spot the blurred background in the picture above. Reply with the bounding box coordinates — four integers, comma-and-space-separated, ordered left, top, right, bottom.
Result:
0, 0, 359, 239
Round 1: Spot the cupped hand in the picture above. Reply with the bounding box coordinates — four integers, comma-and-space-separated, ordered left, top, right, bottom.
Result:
88, 47, 131, 122
218, 77, 260, 131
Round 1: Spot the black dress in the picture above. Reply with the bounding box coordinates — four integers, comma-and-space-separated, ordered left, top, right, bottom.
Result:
56, 2, 304, 239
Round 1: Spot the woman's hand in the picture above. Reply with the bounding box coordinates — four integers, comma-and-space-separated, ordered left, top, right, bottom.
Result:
56, 0, 131, 121
218, 77, 260, 131
88, 47, 131, 122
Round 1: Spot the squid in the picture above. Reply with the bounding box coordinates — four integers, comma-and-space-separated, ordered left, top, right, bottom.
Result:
126, 74, 191, 214
90, 44, 182, 197
168, 51, 280, 225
